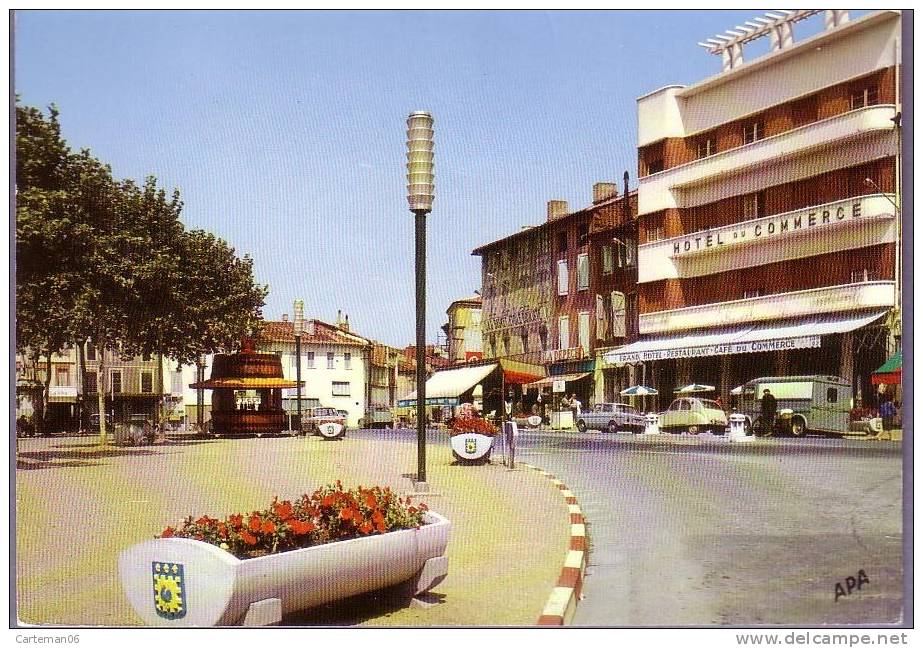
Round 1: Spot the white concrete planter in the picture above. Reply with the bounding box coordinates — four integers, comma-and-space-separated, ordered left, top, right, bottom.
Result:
118, 512, 450, 626
450, 433, 494, 464
317, 422, 346, 440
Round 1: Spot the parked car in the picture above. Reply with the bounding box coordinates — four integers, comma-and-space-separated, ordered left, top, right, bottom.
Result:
576, 402, 646, 433
659, 397, 728, 435
361, 405, 395, 429
301, 407, 347, 436
737, 375, 851, 437
87, 413, 115, 430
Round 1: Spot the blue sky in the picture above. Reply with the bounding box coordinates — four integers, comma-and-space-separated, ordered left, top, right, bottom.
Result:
14, 9, 862, 348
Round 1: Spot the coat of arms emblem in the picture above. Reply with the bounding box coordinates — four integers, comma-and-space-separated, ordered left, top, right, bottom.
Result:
465, 438, 477, 454
152, 561, 186, 619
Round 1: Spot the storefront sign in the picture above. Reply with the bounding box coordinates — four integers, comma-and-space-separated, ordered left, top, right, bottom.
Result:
671, 200, 863, 257
553, 380, 566, 393
607, 335, 821, 364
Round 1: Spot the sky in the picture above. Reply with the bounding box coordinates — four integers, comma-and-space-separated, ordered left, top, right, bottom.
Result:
13, 9, 865, 348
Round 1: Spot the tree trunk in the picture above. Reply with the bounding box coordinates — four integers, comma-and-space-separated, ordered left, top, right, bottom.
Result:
77, 339, 87, 432
30, 349, 45, 437
41, 350, 52, 436
155, 353, 164, 426
97, 341, 108, 446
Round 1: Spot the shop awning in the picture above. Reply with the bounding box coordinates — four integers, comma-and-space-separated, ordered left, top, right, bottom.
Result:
498, 358, 546, 384
604, 310, 888, 365
872, 351, 902, 385
398, 363, 498, 407
48, 386, 78, 403
526, 372, 591, 388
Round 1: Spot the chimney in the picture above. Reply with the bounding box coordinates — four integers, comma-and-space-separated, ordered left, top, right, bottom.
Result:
341, 314, 350, 332
305, 319, 315, 336
281, 313, 289, 322
336, 309, 342, 327
547, 200, 568, 222
593, 182, 618, 204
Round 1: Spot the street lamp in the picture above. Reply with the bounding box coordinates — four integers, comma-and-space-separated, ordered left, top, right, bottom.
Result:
407, 110, 434, 488
293, 299, 305, 433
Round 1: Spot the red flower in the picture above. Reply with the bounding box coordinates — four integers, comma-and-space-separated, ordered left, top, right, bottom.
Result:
239, 530, 258, 545
273, 500, 294, 520
261, 520, 276, 535
161, 526, 175, 538
229, 514, 243, 530
218, 523, 228, 539
372, 510, 386, 533
322, 495, 335, 507
359, 522, 372, 534
249, 514, 262, 532
364, 493, 377, 509
289, 519, 315, 535
196, 516, 215, 527
339, 508, 354, 522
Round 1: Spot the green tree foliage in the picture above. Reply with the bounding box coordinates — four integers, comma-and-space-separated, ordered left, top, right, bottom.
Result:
15, 101, 268, 444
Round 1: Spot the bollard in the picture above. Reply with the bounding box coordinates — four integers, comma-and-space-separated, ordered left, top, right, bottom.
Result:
502, 421, 518, 469
644, 413, 660, 435
728, 413, 753, 443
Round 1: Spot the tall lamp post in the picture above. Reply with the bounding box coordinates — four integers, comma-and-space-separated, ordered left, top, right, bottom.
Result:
293, 300, 305, 431
406, 111, 435, 487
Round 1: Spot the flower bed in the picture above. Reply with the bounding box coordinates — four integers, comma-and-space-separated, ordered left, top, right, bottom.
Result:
160, 482, 428, 559
448, 416, 498, 437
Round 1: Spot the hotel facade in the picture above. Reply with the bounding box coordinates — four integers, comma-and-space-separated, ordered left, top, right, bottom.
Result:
606, 10, 903, 410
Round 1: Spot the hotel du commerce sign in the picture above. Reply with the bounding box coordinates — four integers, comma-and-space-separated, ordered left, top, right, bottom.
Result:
670, 199, 864, 257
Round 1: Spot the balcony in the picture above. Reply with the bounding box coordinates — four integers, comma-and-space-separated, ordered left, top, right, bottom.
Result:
637, 194, 897, 283
638, 105, 898, 215
639, 281, 895, 334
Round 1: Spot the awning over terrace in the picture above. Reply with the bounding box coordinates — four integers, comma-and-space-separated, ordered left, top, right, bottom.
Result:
604, 310, 888, 365
398, 363, 498, 407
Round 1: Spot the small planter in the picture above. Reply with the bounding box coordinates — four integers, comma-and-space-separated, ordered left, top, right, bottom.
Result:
118, 512, 450, 626
316, 422, 346, 440
450, 433, 495, 465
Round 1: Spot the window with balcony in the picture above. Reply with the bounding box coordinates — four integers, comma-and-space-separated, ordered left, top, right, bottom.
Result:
557, 259, 569, 296
646, 226, 664, 243
332, 381, 350, 397
55, 366, 69, 386
557, 232, 568, 253
577, 223, 589, 247
558, 316, 570, 350
111, 371, 122, 394
742, 191, 765, 220
141, 371, 153, 393
851, 268, 879, 283
577, 253, 589, 291
327, 352, 335, 369
696, 136, 717, 159
743, 289, 762, 299
742, 121, 764, 145
850, 87, 879, 110
85, 371, 98, 393
646, 158, 664, 174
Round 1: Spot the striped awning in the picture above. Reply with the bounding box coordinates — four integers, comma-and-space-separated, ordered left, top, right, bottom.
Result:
871, 351, 902, 385
525, 372, 591, 388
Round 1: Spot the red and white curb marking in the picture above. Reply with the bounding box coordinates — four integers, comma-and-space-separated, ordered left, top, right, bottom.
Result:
521, 463, 587, 626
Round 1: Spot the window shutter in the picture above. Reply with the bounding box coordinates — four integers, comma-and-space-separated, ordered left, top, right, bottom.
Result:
596, 294, 606, 340
611, 291, 626, 338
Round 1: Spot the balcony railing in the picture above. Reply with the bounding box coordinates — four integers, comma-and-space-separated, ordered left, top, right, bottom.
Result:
638, 104, 898, 215
639, 281, 895, 334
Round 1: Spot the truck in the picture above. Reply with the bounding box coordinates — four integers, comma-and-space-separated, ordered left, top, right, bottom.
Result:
737, 375, 851, 437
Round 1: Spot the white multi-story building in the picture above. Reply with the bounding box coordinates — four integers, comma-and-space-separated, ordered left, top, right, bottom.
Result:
607, 10, 902, 409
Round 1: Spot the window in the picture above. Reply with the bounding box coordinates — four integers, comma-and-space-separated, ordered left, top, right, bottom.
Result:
576, 253, 589, 291
344, 352, 351, 369
111, 371, 122, 394
696, 137, 716, 158
850, 87, 879, 109
557, 232, 568, 253
625, 237, 637, 267
646, 226, 664, 243
743, 121, 764, 144
679, 399, 692, 411
596, 294, 606, 340
647, 158, 664, 174
851, 268, 878, 283
742, 192, 764, 219
332, 381, 350, 397
141, 372, 153, 393
521, 332, 530, 354
327, 352, 335, 369
578, 312, 590, 352
743, 289, 762, 299
55, 366, 69, 386
306, 351, 315, 369
826, 388, 838, 404
86, 341, 97, 361
611, 292, 626, 338
557, 259, 569, 296
602, 245, 613, 275
558, 316, 570, 350
626, 292, 638, 337
85, 371, 98, 393
577, 223, 589, 247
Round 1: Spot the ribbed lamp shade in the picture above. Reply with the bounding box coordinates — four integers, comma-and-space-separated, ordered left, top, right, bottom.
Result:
293, 299, 305, 335
406, 111, 435, 212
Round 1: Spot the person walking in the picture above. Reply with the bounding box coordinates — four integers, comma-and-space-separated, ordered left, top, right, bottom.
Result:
879, 396, 897, 432
760, 388, 777, 437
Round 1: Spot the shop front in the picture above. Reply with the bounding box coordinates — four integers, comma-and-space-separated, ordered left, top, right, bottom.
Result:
604, 310, 890, 412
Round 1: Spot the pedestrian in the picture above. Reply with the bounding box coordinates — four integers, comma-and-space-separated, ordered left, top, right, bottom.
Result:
570, 393, 582, 418
760, 388, 777, 436
879, 396, 897, 432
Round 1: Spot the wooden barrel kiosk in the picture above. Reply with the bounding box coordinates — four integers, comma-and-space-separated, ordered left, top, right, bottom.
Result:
190, 343, 300, 437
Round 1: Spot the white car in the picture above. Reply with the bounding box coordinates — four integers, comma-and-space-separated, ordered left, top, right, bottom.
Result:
576, 402, 647, 434
659, 397, 728, 435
